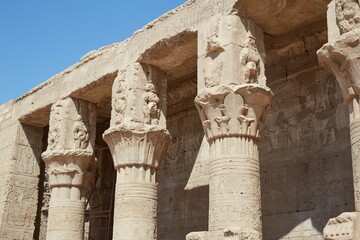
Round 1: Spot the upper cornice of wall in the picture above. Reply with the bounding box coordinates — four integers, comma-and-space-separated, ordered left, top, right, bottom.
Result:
4, 0, 330, 127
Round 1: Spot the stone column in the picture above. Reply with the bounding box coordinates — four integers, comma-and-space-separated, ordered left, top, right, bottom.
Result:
41, 98, 96, 240
190, 14, 273, 240
317, 1, 360, 239
103, 63, 170, 240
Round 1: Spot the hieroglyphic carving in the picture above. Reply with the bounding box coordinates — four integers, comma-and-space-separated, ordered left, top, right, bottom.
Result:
3, 176, 38, 229
335, 0, 360, 34
209, 205, 262, 232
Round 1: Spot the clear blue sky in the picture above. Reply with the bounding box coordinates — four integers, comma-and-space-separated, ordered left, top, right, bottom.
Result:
0, 1, 186, 105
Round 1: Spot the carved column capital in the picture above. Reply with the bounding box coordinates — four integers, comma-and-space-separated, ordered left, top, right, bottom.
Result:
104, 63, 170, 240
324, 212, 360, 239
103, 123, 171, 172
320, 2, 360, 239
195, 83, 273, 143
41, 98, 96, 193
42, 97, 96, 240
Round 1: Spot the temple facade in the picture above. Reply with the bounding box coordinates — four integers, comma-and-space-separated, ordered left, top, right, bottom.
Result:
0, 0, 359, 239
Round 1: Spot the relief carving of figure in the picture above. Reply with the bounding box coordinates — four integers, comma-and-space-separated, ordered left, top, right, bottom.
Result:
214, 104, 231, 128
336, 0, 360, 34
48, 103, 62, 150
143, 82, 160, 125
237, 104, 255, 126
113, 78, 127, 125
240, 32, 261, 84
73, 116, 89, 149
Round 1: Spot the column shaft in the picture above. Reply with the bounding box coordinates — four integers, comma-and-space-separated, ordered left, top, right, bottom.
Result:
193, 13, 273, 240
351, 109, 360, 211
113, 178, 157, 239
42, 97, 96, 240
103, 63, 170, 240
209, 141, 261, 233
47, 200, 85, 240
318, 1, 360, 238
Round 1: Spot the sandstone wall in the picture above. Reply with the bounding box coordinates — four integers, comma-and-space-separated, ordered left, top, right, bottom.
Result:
0, 102, 45, 239
260, 67, 353, 239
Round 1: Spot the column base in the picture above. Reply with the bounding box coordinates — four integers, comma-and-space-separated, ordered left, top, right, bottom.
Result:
324, 212, 360, 240
187, 228, 262, 240
186, 231, 208, 240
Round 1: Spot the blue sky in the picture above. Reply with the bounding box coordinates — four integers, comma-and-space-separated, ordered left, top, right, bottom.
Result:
0, 1, 186, 105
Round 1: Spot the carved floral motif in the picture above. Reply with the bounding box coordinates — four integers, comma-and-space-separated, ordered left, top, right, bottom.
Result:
195, 84, 272, 143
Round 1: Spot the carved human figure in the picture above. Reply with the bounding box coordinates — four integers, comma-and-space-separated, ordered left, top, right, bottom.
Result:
113, 77, 127, 125
237, 104, 255, 125
214, 104, 231, 133
240, 32, 261, 83
143, 82, 160, 125
336, 0, 360, 34
48, 103, 62, 150
73, 116, 89, 150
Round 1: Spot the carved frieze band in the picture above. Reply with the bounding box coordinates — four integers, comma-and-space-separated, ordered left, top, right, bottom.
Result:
103, 123, 171, 172
195, 84, 272, 143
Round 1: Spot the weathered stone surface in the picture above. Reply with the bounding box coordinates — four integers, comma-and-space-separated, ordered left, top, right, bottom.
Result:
103, 62, 171, 240
317, 1, 360, 238
0, 0, 358, 239
42, 97, 96, 240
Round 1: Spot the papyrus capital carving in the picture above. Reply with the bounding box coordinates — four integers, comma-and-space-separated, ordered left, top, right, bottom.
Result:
195, 84, 272, 143
103, 123, 170, 173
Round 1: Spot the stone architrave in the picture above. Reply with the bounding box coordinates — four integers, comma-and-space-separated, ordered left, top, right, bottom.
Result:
103, 63, 171, 240
317, 0, 360, 239
193, 13, 273, 240
41, 97, 96, 240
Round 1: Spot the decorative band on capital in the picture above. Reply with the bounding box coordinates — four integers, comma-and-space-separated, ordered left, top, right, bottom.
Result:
41, 149, 94, 172
195, 84, 273, 143
103, 123, 171, 169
